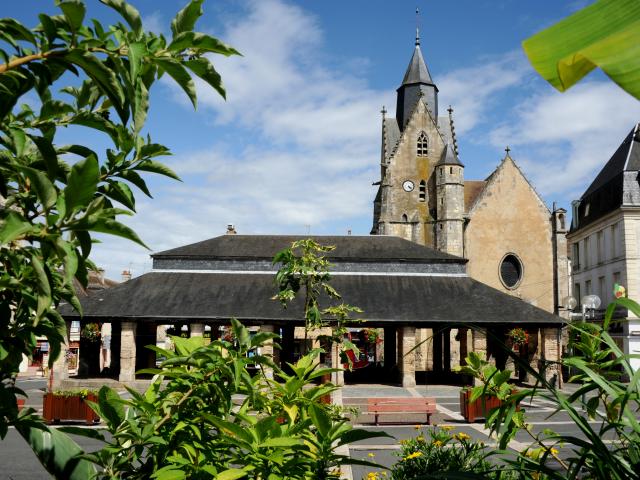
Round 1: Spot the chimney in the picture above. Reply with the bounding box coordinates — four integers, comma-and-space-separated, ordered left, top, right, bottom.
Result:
121, 269, 132, 282
226, 224, 237, 235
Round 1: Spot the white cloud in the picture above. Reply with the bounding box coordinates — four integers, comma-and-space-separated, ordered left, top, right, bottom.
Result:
438, 51, 530, 135
490, 82, 640, 196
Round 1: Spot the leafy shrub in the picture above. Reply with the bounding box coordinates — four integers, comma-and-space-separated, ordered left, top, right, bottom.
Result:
390, 426, 510, 479
81, 320, 388, 479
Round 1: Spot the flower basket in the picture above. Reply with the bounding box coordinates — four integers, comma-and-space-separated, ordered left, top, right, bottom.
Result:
459, 388, 503, 423
81, 323, 101, 342
43, 391, 100, 425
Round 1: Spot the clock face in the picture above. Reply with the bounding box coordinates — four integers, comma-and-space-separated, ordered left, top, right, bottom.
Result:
402, 180, 415, 192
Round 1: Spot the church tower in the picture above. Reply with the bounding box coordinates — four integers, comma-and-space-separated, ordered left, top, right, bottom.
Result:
435, 143, 465, 256
371, 29, 452, 248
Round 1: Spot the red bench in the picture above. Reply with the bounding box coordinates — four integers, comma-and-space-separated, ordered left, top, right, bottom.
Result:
368, 397, 436, 425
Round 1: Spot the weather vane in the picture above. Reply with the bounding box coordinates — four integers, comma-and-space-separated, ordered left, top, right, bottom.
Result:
415, 7, 421, 46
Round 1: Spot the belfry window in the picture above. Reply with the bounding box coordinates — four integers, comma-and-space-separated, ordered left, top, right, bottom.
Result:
402, 214, 408, 222
419, 180, 426, 202
417, 132, 428, 156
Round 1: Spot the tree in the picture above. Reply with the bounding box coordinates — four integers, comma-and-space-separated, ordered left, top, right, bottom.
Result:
0, 0, 238, 476
522, 0, 640, 100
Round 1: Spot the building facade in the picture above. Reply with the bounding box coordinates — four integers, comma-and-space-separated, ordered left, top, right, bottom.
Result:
371, 31, 569, 316
567, 124, 640, 373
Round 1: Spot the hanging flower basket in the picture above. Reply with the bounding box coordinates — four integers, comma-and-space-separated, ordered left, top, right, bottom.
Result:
363, 328, 382, 345
81, 323, 101, 342
507, 327, 529, 351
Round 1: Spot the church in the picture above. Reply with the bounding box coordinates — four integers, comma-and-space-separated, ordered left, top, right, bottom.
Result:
371, 30, 570, 375
54, 30, 567, 390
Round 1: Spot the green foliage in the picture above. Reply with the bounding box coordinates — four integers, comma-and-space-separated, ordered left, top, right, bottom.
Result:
76, 320, 389, 479
0, 0, 237, 476
467, 298, 640, 480
389, 426, 515, 480
522, 0, 640, 100
272, 239, 363, 358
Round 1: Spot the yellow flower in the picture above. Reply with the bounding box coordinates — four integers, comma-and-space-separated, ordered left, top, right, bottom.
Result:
433, 440, 443, 447
404, 451, 423, 460
416, 435, 425, 442
368, 452, 376, 458
441, 425, 455, 431
550, 448, 559, 456
367, 473, 378, 480
414, 424, 422, 430
455, 432, 471, 441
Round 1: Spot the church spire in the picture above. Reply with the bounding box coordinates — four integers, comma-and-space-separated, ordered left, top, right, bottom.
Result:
396, 15, 439, 131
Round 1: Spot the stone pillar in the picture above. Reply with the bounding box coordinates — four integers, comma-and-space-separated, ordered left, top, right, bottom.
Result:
541, 327, 561, 383
527, 328, 540, 383
260, 324, 275, 379
51, 320, 71, 390
190, 323, 204, 337
331, 340, 344, 386
119, 321, 137, 382
471, 327, 487, 386
458, 328, 468, 366
450, 328, 460, 370
398, 326, 416, 388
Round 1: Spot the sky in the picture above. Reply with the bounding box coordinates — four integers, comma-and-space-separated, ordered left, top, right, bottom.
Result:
6, 0, 640, 280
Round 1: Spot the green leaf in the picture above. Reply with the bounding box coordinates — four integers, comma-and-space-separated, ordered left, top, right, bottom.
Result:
63, 49, 126, 122
58, 0, 86, 31
90, 217, 148, 248
259, 437, 302, 448
29, 135, 59, 178
136, 160, 181, 181
168, 32, 240, 57
9, 128, 26, 157
97, 386, 125, 429
150, 465, 186, 480
18, 166, 57, 210
171, 0, 204, 37
155, 59, 196, 108
308, 403, 331, 437
69, 112, 120, 145
133, 78, 149, 134
522, 0, 640, 99
99, 0, 143, 38
64, 154, 99, 212
215, 469, 247, 480
185, 57, 226, 99
116, 169, 152, 197
40, 100, 75, 121
0, 211, 35, 244
0, 18, 37, 45
16, 419, 97, 479
128, 41, 147, 80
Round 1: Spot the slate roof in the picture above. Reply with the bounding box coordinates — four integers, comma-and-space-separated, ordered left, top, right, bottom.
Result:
436, 142, 463, 167
61, 271, 563, 326
383, 117, 401, 161
572, 124, 640, 231
153, 235, 462, 263
464, 181, 487, 213
401, 43, 435, 87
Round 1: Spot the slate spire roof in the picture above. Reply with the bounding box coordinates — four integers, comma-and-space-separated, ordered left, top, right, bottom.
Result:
401, 29, 435, 87
436, 142, 463, 167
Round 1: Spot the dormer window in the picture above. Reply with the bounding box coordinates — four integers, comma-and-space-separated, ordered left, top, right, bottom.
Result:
419, 180, 426, 202
417, 132, 428, 156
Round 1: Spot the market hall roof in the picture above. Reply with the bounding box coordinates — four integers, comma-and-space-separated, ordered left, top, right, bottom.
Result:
62, 235, 563, 326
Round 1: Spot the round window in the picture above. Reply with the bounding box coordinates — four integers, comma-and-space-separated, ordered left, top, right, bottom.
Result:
500, 254, 523, 289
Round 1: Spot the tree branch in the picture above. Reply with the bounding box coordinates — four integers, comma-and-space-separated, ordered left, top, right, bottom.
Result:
0, 50, 66, 74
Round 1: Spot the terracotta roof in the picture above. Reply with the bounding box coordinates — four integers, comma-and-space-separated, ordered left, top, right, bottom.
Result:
464, 181, 487, 213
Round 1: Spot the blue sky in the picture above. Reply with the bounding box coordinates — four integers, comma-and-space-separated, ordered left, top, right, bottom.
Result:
6, 1, 640, 279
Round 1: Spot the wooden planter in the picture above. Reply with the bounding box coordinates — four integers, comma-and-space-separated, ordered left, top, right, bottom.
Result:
43, 393, 99, 425
460, 389, 503, 423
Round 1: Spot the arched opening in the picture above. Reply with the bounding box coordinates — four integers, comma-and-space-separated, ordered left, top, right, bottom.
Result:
402, 214, 408, 222
417, 132, 428, 156
419, 180, 426, 202
558, 213, 565, 230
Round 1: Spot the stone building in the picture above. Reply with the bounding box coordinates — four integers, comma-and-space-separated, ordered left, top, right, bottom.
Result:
57, 235, 563, 388
567, 124, 640, 373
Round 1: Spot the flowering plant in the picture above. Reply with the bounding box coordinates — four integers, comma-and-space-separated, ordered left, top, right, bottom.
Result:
507, 327, 529, 347
389, 426, 507, 479
363, 328, 382, 345
80, 323, 101, 342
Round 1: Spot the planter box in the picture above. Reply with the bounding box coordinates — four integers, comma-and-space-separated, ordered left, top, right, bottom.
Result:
459, 389, 503, 423
43, 393, 99, 425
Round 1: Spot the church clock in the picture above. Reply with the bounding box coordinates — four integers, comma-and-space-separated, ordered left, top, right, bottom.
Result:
402, 180, 415, 192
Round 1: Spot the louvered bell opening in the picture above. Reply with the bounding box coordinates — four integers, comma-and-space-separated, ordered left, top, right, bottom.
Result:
500, 255, 522, 288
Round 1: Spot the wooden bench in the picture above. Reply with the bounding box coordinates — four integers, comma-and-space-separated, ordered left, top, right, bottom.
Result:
368, 397, 436, 425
